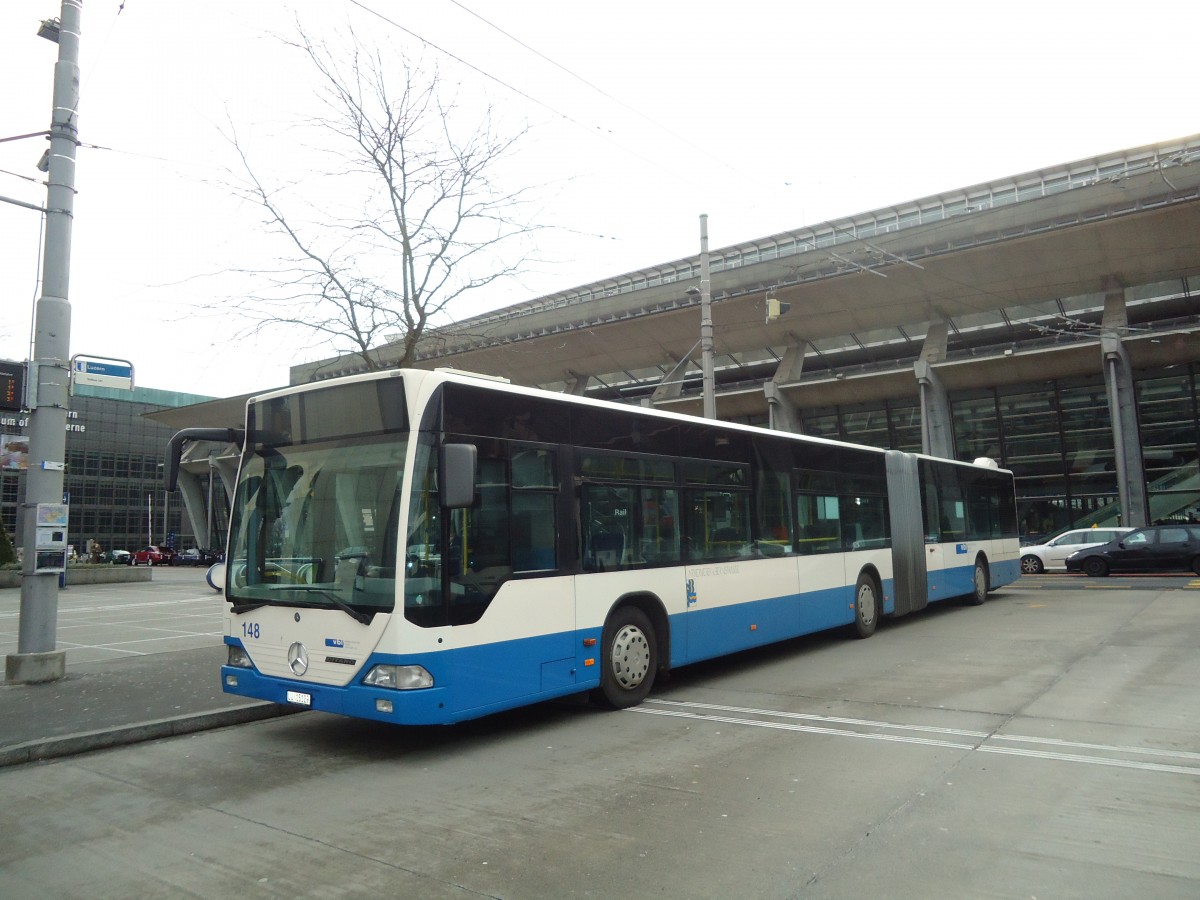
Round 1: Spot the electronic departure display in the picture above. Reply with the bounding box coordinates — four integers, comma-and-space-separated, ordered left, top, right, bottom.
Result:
0, 361, 26, 412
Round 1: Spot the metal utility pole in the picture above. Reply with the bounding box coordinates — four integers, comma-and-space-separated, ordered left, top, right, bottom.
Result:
699, 214, 716, 419
6, 0, 82, 685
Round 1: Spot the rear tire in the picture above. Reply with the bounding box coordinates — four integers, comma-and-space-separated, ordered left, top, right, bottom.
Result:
966, 557, 988, 605
1082, 556, 1109, 577
1020, 554, 1044, 575
851, 572, 880, 638
592, 607, 657, 709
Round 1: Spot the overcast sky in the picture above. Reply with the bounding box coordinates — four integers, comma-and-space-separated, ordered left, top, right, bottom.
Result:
1, 0, 1196, 399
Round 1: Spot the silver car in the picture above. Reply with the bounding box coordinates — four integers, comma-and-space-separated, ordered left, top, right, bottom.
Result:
1020, 527, 1132, 574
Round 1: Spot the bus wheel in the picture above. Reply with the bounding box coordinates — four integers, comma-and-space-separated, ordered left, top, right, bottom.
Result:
851, 572, 879, 639
966, 557, 988, 605
592, 607, 657, 709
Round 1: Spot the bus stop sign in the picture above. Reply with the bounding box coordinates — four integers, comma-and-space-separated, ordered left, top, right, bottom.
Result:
72, 356, 134, 391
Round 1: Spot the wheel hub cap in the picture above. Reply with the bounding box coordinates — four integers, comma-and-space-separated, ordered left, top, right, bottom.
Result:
610, 624, 650, 689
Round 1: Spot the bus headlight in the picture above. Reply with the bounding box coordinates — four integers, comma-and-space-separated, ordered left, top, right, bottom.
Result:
363, 664, 433, 690
227, 645, 253, 668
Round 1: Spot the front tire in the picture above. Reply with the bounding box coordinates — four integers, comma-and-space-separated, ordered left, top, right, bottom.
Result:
1020, 554, 1044, 575
1082, 556, 1109, 577
592, 607, 657, 709
851, 572, 880, 638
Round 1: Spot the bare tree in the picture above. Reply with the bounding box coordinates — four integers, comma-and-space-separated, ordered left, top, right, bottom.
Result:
224, 25, 541, 374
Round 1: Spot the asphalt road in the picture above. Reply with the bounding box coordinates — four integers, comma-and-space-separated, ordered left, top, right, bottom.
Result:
0, 565, 222, 665
3, 577, 1199, 899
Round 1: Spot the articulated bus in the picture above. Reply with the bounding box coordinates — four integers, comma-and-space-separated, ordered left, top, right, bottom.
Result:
168, 368, 1020, 726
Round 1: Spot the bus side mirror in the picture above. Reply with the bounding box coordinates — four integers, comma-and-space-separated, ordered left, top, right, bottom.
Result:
439, 443, 477, 509
165, 427, 245, 490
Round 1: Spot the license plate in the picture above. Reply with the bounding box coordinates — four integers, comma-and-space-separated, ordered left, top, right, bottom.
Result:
286, 690, 312, 707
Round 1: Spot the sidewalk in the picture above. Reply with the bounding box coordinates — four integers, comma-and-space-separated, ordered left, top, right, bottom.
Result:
0, 570, 300, 767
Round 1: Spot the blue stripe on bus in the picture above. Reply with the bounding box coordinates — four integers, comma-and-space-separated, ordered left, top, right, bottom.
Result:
679, 584, 856, 665
222, 560, 1013, 726
930, 557, 1020, 602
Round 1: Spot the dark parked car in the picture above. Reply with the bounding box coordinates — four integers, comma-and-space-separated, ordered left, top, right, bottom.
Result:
1065, 524, 1200, 576
177, 548, 221, 566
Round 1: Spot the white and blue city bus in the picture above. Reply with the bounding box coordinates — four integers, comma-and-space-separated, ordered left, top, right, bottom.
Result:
167, 368, 1020, 725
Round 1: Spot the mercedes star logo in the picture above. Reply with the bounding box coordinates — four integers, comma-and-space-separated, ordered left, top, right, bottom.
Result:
287, 641, 309, 676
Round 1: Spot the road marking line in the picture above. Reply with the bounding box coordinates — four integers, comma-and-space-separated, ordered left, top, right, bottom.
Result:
631, 706, 978, 751
634, 699, 1200, 775
648, 698, 991, 739
0, 596, 221, 620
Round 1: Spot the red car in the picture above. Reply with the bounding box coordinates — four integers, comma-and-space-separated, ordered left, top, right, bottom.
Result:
132, 546, 176, 567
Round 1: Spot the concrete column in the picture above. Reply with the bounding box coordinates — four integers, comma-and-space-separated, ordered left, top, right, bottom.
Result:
175, 472, 207, 548
764, 341, 806, 433
174, 443, 241, 554
915, 321, 954, 459
1101, 279, 1149, 527
563, 371, 589, 396
651, 354, 692, 404
212, 453, 239, 506
764, 383, 801, 433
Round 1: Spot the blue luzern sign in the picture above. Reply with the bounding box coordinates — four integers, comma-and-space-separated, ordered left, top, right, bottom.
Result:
71, 355, 134, 391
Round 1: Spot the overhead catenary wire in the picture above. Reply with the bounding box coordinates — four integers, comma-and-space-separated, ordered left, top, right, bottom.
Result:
346, 0, 685, 183
447, 0, 741, 176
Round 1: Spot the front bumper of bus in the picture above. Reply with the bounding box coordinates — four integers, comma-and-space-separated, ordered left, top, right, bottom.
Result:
221, 639, 455, 725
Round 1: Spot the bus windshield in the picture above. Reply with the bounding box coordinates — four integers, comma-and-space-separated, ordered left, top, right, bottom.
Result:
227, 435, 407, 619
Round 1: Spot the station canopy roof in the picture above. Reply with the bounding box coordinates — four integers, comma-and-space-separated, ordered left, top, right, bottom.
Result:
175, 134, 1200, 428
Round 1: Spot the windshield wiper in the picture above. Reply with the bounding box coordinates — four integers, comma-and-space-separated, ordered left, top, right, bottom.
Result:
289, 586, 374, 625
230, 601, 268, 615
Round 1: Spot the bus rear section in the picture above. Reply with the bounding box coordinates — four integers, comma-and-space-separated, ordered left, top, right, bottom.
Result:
886, 451, 1020, 612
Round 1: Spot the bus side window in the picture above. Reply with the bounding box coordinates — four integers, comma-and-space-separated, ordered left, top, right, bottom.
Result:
512, 447, 558, 573
686, 489, 751, 560
640, 487, 679, 564
513, 493, 556, 571
446, 456, 512, 625
582, 485, 633, 571
795, 493, 841, 555
843, 494, 889, 550
755, 469, 792, 550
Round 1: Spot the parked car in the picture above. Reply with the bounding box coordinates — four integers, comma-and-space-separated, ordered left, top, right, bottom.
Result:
106, 549, 131, 565
1019, 527, 1132, 574
1065, 524, 1200, 576
177, 547, 221, 566
132, 546, 177, 567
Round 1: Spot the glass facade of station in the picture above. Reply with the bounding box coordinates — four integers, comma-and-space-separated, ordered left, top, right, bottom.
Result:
1, 382, 221, 559
790, 365, 1200, 543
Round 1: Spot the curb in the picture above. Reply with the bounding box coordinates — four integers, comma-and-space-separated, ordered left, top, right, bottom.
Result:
0, 702, 307, 768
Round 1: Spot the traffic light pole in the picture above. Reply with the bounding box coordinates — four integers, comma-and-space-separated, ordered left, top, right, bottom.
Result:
6, 0, 82, 685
